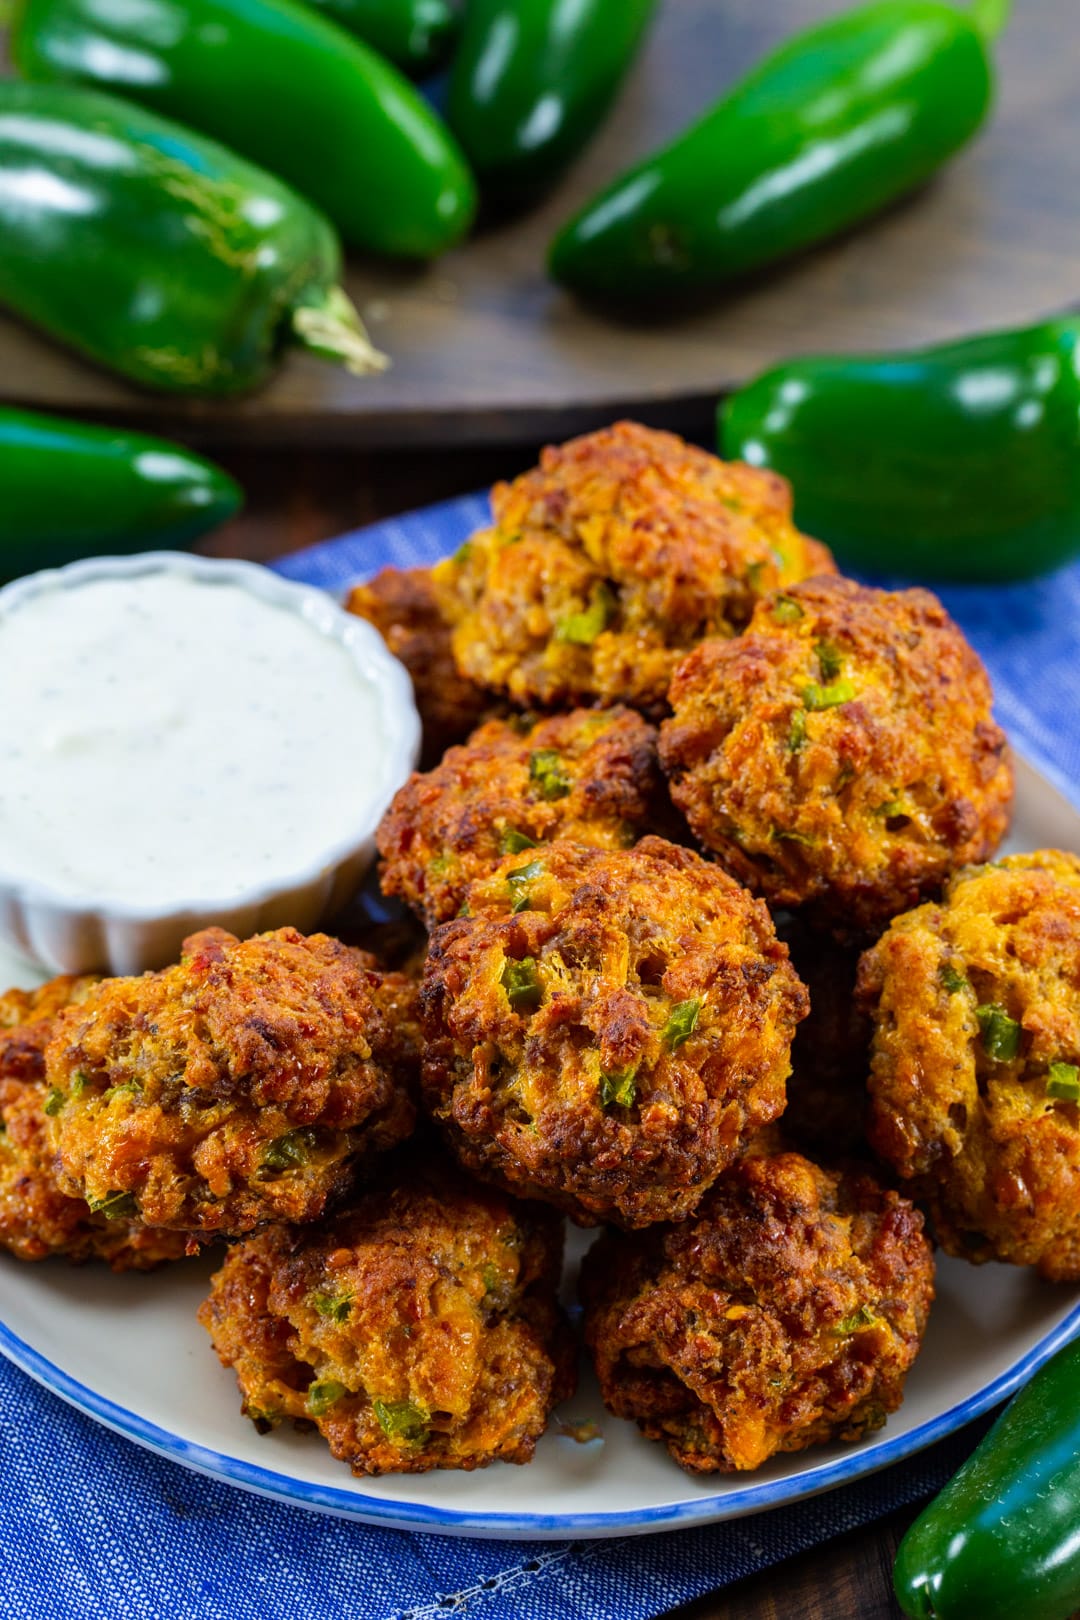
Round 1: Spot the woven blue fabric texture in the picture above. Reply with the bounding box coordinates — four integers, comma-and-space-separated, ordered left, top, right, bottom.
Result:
2, 492, 1076, 1619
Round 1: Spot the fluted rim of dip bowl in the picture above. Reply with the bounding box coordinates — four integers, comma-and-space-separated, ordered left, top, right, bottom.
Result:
0, 551, 421, 974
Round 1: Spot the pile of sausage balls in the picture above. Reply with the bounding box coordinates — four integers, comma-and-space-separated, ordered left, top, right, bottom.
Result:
8, 421, 1074, 1487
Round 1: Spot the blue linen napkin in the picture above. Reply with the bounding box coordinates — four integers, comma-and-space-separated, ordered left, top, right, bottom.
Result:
2, 494, 1077, 1620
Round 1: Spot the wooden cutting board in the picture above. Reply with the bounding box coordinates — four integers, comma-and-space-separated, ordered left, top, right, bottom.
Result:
0, 0, 1074, 446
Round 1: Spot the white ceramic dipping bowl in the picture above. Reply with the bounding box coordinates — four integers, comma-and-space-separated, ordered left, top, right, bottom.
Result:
0, 552, 420, 976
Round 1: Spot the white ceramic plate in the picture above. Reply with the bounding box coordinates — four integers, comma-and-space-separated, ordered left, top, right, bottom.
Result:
1, 754, 1079, 1540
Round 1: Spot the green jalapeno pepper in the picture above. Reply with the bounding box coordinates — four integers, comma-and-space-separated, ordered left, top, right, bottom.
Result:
549, 0, 1007, 302
895, 1335, 1080, 1619
720, 318, 1080, 583
0, 82, 385, 395
303, 0, 457, 74
0, 409, 242, 580
12, 0, 477, 258
448, 0, 657, 201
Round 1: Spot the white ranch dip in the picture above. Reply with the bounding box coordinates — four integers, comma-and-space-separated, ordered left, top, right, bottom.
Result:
0, 572, 387, 909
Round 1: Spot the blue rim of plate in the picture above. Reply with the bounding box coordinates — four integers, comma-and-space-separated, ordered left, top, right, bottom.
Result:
3, 1302, 1080, 1536
3, 494, 1080, 1536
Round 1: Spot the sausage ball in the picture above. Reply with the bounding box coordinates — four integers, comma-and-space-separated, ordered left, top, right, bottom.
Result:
346, 565, 501, 767
377, 706, 670, 928
0, 974, 187, 1267
421, 836, 808, 1227
198, 1156, 574, 1475
859, 851, 1080, 1280
779, 922, 871, 1158
660, 577, 1013, 936
433, 421, 835, 714
581, 1149, 934, 1473
44, 927, 419, 1236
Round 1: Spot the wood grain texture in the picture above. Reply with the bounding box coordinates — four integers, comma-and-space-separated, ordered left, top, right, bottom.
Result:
0, 0, 1075, 445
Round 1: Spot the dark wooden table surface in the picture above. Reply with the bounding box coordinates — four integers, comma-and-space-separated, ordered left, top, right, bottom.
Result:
199, 438, 957, 1620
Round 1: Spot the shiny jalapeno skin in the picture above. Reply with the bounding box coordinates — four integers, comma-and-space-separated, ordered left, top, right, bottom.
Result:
0, 83, 384, 395
549, 0, 995, 301
894, 1336, 1080, 1619
721, 320, 1080, 583
0, 410, 242, 580
12, 0, 477, 258
448, 0, 657, 201
303, 0, 457, 74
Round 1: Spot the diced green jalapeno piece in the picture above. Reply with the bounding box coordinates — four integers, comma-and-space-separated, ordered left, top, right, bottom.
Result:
306, 1379, 346, 1418
70, 1070, 90, 1097
261, 1130, 315, 1173
87, 1190, 138, 1221
599, 1065, 638, 1109
427, 850, 457, 877
939, 963, 968, 995
771, 595, 804, 625
802, 678, 855, 711
976, 1003, 1022, 1062
833, 1304, 878, 1335
772, 827, 815, 845
43, 1087, 65, 1116
663, 998, 701, 1051
787, 708, 808, 753
501, 956, 542, 1011
373, 1397, 429, 1444
1047, 1062, 1080, 1101
529, 749, 571, 800
499, 826, 538, 855
312, 1291, 354, 1322
815, 640, 844, 681
555, 583, 615, 645
506, 858, 544, 913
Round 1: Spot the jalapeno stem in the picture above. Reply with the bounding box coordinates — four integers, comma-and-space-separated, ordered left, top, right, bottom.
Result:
291, 285, 389, 376
970, 0, 1012, 43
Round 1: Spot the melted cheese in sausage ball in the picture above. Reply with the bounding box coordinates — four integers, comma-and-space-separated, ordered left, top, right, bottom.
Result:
0, 975, 188, 1268
377, 706, 670, 928
660, 577, 1013, 936
581, 1149, 934, 1473
860, 851, 1080, 1280
433, 422, 834, 714
198, 1156, 574, 1475
44, 927, 419, 1236
420, 836, 808, 1228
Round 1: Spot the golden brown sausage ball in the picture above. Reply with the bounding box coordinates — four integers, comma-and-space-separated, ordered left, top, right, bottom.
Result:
859, 851, 1080, 1280
660, 577, 1013, 936
346, 566, 502, 768
580, 1149, 934, 1474
432, 422, 835, 714
44, 927, 418, 1236
0, 974, 187, 1268
198, 1155, 574, 1475
420, 836, 808, 1227
377, 706, 670, 928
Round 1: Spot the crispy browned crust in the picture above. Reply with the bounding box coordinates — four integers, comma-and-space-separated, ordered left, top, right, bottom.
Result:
44, 927, 419, 1236
0, 1076, 191, 1268
0, 973, 188, 1267
580, 1150, 934, 1473
0, 974, 99, 1085
859, 851, 1080, 1280
198, 1155, 574, 1475
660, 576, 1014, 936
377, 706, 671, 927
432, 422, 834, 714
346, 566, 501, 766
420, 836, 808, 1227
779, 921, 871, 1158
